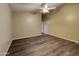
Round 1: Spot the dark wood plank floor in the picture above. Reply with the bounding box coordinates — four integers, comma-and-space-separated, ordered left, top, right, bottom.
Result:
6, 34, 79, 56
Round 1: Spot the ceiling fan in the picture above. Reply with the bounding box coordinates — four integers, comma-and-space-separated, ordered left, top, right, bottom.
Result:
39, 3, 56, 13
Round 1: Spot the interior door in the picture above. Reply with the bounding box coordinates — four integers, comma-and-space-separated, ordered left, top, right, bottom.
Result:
42, 21, 48, 34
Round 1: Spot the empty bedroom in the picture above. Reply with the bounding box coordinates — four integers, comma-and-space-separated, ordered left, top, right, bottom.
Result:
0, 3, 79, 56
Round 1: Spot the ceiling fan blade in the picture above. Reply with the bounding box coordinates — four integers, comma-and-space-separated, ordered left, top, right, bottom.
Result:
39, 7, 56, 10
47, 7, 56, 10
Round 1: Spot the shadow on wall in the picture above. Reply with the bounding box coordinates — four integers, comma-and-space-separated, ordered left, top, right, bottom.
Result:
42, 4, 65, 20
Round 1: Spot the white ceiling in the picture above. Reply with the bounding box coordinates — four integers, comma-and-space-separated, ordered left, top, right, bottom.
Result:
9, 3, 63, 12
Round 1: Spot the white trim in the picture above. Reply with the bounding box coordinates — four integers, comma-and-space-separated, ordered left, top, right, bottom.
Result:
4, 40, 13, 56
47, 34, 79, 43
4, 34, 42, 55
3, 33, 79, 56
13, 34, 42, 40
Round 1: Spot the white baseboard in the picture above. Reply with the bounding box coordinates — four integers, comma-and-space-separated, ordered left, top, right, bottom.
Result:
13, 34, 42, 40
4, 34, 42, 56
4, 40, 13, 56
47, 34, 79, 43
4, 33, 79, 56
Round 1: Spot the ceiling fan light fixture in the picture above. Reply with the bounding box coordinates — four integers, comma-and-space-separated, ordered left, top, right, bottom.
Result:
42, 9, 49, 13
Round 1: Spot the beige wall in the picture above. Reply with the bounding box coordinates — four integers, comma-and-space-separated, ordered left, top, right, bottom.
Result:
12, 12, 42, 39
44, 4, 79, 43
0, 4, 12, 55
